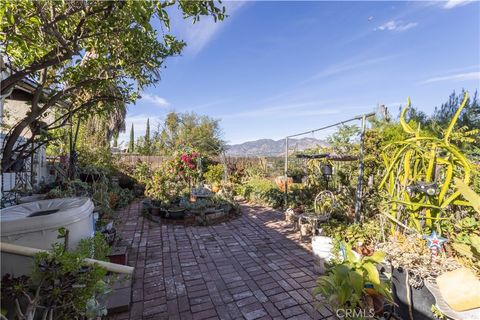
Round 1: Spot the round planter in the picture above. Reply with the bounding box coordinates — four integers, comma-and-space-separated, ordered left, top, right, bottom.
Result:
392, 267, 436, 320
311, 236, 333, 274
166, 208, 186, 219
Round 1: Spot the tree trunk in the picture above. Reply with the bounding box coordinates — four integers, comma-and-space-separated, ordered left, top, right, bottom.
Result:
1, 110, 41, 172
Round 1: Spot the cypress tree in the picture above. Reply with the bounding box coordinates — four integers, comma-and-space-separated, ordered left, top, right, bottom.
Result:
145, 118, 151, 155
129, 124, 135, 153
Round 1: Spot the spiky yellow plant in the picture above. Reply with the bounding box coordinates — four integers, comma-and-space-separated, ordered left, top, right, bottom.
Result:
379, 92, 472, 233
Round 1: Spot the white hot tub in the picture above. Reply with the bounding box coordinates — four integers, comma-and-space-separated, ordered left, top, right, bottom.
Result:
1, 197, 95, 276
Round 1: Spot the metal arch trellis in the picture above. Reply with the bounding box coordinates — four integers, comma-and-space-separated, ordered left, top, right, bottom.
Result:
0, 138, 35, 208
283, 112, 375, 223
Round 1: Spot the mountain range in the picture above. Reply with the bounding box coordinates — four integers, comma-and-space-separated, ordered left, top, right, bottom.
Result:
226, 138, 328, 157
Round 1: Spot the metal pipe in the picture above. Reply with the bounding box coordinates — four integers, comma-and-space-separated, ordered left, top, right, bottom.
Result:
284, 137, 289, 208
221, 151, 228, 186
285, 114, 366, 139
0, 242, 134, 275
354, 114, 369, 223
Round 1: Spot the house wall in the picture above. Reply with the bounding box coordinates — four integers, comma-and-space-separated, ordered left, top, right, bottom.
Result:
1, 98, 52, 201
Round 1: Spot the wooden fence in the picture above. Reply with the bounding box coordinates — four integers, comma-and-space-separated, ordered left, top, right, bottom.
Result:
114, 154, 284, 176
114, 155, 168, 169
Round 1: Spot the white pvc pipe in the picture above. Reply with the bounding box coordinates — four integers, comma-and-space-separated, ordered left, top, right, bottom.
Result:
0, 242, 134, 275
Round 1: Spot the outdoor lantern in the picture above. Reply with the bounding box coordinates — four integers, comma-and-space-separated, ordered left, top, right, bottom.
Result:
321, 164, 333, 178
321, 164, 333, 183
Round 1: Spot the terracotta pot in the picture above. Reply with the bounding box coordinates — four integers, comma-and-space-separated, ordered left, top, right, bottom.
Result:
212, 185, 220, 193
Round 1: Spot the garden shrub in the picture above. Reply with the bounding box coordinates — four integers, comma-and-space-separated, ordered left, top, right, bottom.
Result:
144, 150, 201, 204
235, 177, 284, 208
1, 233, 111, 319
204, 163, 224, 186
133, 161, 152, 185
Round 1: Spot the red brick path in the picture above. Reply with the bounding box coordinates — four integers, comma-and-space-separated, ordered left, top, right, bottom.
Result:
110, 201, 334, 320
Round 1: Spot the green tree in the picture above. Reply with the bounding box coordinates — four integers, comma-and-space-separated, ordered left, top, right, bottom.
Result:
154, 111, 224, 156
433, 90, 479, 129
431, 90, 480, 153
129, 124, 135, 153
1, 0, 226, 172
327, 124, 360, 154
145, 118, 151, 155
135, 118, 155, 155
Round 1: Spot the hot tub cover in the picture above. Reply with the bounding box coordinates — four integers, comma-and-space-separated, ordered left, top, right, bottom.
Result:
1, 197, 94, 236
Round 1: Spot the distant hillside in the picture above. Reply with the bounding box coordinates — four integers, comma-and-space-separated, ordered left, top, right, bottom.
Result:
226, 138, 328, 157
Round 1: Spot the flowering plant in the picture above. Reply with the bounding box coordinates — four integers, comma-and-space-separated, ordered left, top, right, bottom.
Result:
180, 151, 199, 170
177, 150, 201, 183
145, 149, 202, 204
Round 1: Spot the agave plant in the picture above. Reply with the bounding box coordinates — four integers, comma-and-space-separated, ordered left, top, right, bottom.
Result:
379, 92, 472, 233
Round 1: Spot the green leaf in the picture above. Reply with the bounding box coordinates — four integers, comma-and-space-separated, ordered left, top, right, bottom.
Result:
444, 92, 469, 144
454, 178, 480, 213
349, 270, 364, 294
363, 262, 380, 285
452, 242, 474, 259
364, 251, 385, 264
470, 234, 480, 253
400, 97, 416, 135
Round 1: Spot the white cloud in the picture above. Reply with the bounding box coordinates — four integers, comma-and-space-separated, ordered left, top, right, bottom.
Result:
221, 101, 341, 120
169, 2, 246, 56
421, 71, 480, 84
376, 20, 418, 32
443, 0, 475, 9
305, 56, 395, 84
141, 93, 170, 107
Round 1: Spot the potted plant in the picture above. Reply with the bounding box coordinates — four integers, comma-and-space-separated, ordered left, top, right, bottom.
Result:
165, 197, 189, 219
145, 158, 190, 217
150, 200, 162, 216
314, 242, 392, 317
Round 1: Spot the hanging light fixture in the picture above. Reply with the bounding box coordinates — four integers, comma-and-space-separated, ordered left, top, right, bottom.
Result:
321, 163, 333, 189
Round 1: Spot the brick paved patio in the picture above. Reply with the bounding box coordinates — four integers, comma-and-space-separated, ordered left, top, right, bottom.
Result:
110, 201, 335, 320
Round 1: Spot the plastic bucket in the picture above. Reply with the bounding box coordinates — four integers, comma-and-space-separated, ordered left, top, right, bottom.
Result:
312, 236, 333, 274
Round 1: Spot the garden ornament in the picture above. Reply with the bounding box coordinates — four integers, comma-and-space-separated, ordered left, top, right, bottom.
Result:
424, 231, 447, 257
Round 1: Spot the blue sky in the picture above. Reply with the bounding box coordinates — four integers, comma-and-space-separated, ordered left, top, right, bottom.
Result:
119, 0, 480, 146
